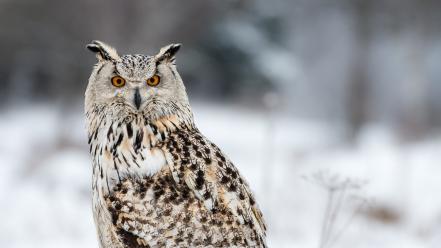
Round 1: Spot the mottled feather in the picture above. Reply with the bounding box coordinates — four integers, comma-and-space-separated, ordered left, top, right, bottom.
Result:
85, 41, 267, 248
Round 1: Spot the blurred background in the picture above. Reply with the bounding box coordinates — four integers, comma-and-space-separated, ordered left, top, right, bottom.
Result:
1, 0, 441, 247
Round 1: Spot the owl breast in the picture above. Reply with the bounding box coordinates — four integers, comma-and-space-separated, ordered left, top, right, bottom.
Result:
89, 113, 172, 247
90, 114, 169, 196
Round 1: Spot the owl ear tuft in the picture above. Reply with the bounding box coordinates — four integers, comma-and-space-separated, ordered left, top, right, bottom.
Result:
86, 40, 120, 62
155, 43, 182, 63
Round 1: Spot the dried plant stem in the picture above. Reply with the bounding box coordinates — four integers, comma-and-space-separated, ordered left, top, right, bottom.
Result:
320, 189, 335, 248
307, 171, 367, 248
323, 187, 347, 247
327, 199, 366, 248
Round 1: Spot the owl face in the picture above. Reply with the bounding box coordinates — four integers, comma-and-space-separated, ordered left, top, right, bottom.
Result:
85, 41, 190, 121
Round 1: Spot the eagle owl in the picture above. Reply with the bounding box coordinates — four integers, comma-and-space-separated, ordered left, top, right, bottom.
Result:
85, 40, 267, 248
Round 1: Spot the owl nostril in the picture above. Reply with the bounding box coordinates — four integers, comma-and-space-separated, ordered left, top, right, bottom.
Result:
134, 88, 142, 109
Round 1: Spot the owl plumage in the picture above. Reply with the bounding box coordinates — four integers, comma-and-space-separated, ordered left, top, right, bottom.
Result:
85, 41, 266, 248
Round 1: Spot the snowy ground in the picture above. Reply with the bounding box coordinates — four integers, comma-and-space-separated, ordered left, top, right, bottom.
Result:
0, 103, 440, 248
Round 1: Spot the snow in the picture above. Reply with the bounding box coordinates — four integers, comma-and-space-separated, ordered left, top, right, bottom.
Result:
0, 103, 440, 247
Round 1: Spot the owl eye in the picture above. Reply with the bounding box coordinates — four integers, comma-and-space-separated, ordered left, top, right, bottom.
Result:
111, 76, 126, 87
146, 75, 160, 87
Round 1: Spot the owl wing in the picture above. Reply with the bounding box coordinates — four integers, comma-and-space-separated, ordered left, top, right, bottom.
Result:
164, 128, 267, 240
107, 127, 266, 247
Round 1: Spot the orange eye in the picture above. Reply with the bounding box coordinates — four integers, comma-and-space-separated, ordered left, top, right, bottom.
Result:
146, 75, 160, 87
111, 76, 126, 87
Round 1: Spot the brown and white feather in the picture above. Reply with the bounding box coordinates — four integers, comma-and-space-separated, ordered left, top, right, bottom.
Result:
85, 41, 267, 248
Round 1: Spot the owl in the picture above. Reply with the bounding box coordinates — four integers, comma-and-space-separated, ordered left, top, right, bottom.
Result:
85, 40, 267, 248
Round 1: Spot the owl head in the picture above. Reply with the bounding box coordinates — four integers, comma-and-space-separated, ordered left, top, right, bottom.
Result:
85, 40, 192, 124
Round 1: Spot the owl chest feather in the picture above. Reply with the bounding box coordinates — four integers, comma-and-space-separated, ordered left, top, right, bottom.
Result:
88, 114, 173, 247
90, 117, 170, 196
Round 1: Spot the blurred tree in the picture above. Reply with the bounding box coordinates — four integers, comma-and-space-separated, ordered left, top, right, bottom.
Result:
345, 0, 371, 142
1, 0, 441, 140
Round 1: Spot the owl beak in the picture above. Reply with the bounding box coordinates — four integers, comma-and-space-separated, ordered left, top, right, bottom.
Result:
134, 88, 142, 110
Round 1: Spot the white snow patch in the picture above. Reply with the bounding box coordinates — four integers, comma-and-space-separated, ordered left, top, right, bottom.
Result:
1, 104, 441, 247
